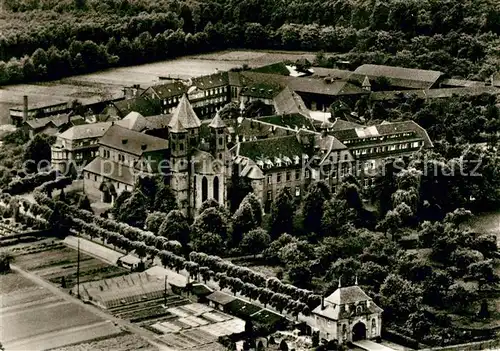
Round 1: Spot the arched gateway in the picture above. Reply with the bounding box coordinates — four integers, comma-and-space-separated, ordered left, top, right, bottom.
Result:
352, 322, 367, 341
311, 282, 383, 344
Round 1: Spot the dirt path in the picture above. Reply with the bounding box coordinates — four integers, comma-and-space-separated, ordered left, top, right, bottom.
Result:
10, 264, 175, 351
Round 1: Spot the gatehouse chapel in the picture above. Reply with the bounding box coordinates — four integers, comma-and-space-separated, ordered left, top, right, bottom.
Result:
312, 280, 383, 344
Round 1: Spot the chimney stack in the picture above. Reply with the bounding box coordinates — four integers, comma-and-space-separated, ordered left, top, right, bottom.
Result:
23, 95, 28, 122
321, 296, 325, 310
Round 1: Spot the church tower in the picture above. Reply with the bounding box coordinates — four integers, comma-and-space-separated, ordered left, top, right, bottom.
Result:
208, 110, 229, 206
208, 110, 227, 161
168, 94, 201, 216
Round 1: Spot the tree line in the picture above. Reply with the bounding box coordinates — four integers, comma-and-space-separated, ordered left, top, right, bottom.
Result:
27, 187, 321, 318
1, 0, 498, 85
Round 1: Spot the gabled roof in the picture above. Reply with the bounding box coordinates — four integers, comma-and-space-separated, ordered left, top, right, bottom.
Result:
192, 72, 229, 89
208, 110, 226, 129
353, 64, 442, 89
239, 83, 282, 99
312, 285, 383, 321
148, 81, 187, 99
325, 286, 371, 305
237, 135, 308, 162
273, 86, 310, 117
257, 114, 315, 132
370, 86, 500, 101
330, 118, 363, 131
206, 291, 236, 306
144, 114, 172, 130
227, 118, 295, 140
251, 62, 290, 76
331, 121, 433, 148
112, 96, 159, 117
116, 111, 148, 132
310, 67, 353, 80
83, 157, 135, 185
239, 160, 265, 180
241, 71, 368, 97
168, 94, 201, 130
58, 122, 112, 140
24, 114, 72, 129
99, 125, 169, 155
228, 71, 242, 86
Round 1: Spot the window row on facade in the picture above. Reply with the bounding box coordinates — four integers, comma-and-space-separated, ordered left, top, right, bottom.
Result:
343, 132, 416, 145
352, 141, 422, 156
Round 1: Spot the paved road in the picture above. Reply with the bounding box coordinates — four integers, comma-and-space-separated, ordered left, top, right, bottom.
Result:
353, 340, 396, 351
10, 265, 174, 351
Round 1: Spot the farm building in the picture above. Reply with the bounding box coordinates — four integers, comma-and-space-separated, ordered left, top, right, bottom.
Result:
22, 114, 86, 139
10, 96, 70, 126
73, 272, 168, 309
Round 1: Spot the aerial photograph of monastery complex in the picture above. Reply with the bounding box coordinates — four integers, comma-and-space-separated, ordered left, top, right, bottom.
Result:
0, 0, 499, 350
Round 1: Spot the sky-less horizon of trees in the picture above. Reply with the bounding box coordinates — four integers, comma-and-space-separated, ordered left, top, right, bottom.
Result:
0, 0, 499, 85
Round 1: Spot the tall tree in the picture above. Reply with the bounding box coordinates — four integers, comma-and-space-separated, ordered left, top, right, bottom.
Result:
232, 199, 257, 246
23, 134, 55, 174
115, 190, 148, 228
158, 210, 190, 246
192, 207, 230, 241
302, 181, 331, 236
269, 187, 294, 239
145, 211, 168, 234
240, 228, 271, 256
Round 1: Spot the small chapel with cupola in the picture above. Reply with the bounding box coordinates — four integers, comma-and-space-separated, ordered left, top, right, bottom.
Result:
311, 279, 383, 344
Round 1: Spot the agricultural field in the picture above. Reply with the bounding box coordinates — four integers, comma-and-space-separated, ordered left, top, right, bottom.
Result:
0, 50, 315, 125
0, 272, 122, 350
8, 239, 128, 289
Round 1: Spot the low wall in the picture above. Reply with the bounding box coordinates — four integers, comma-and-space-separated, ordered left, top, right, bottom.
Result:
382, 329, 423, 350
420, 338, 500, 351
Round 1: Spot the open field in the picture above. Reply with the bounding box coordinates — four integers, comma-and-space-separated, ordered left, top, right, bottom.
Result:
0, 50, 317, 125
0, 272, 122, 351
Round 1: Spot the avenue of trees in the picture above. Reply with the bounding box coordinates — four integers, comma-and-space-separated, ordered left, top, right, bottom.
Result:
0, 0, 499, 84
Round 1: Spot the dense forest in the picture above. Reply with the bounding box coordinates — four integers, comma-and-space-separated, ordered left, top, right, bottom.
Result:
0, 0, 499, 84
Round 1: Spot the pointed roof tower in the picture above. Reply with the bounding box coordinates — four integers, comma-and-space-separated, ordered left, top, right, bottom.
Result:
209, 110, 226, 129
362, 75, 371, 88
169, 117, 186, 133
168, 94, 201, 130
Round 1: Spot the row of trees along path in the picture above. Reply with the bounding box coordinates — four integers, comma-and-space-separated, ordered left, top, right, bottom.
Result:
27, 190, 319, 324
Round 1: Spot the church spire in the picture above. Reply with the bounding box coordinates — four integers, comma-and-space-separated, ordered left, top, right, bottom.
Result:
168, 94, 201, 130
209, 109, 226, 129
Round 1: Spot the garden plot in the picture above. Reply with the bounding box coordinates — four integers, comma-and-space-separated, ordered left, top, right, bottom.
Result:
51, 332, 159, 351
151, 303, 245, 350
9, 239, 129, 289
0, 272, 120, 351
